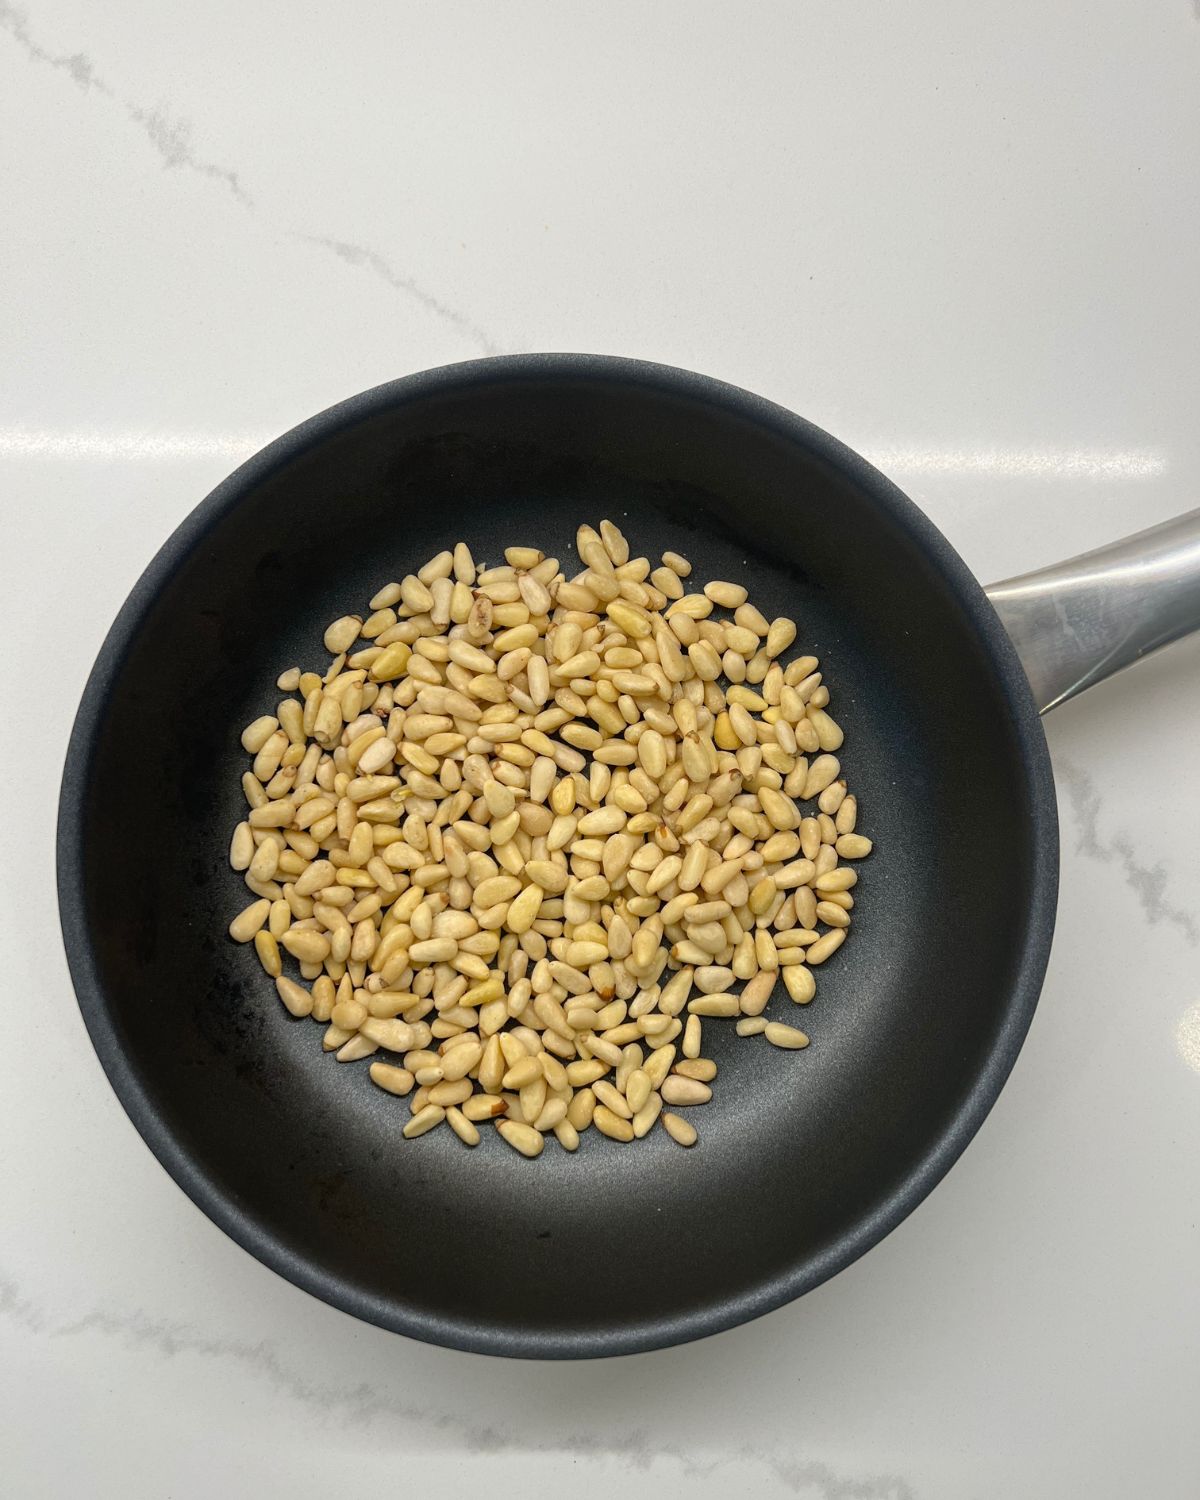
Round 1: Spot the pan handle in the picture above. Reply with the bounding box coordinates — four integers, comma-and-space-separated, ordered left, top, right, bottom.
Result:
985, 509, 1200, 714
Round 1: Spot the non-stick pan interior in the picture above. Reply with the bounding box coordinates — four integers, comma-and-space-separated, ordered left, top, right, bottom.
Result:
59, 358, 1055, 1356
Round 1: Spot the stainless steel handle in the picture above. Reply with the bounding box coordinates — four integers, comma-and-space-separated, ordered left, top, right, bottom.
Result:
985, 509, 1200, 714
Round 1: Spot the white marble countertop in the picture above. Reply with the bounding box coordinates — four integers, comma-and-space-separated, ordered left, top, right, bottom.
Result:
4, 2, 1199, 1495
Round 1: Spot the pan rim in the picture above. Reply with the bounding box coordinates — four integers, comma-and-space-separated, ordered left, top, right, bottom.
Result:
56, 353, 1058, 1358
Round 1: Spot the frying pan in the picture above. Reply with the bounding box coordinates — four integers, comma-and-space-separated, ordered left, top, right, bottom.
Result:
56, 355, 1200, 1358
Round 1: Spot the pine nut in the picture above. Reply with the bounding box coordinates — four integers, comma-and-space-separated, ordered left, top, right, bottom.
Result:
625, 1068, 652, 1114
661, 1076, 712, 1106
801, 754, 841, 801
323, 616, 362, 654
446, 1106, 480, 1145
739, 970, 775, 1016
275, 976, 313, 1018
765, 1021, 809, 1050
631, 1091, 663, 1138
359, 1017, 419, 1050
593, 1105, 635, 1141
280, 928, 331, 964
428, 1078, 473, 1107
229, 898, 271, 943
766, 618, 797, 657
643, 1045, 676, 1088
403, 1104, 446, 1138
463, 1094, 507, 1121
229, 522, 870, 1157
806, 929, 846, 965
593, 1080, 633, 1119
674, 1058, 717, 1082
229, 822, 254, 870
498, 1055, 538, 1089
704, 580, 748, 609
687, 994, 739, 1017
783, 965, 816, 1004
254, 929, 282, 977
553, 1119, 581, 1151
369, 1062, 414, 1095
240, 715, 279, 754
497, 1120, 544, 1157
336, 1034, 378, 1063
331, 997, 366, 1030
662, 1112, 697, 1146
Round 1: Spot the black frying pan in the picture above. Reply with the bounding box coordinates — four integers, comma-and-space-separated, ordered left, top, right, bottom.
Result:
59, 354, 1124, 1358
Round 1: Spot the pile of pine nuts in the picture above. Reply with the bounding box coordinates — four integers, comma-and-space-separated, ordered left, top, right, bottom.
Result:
228, 522, 871, 1154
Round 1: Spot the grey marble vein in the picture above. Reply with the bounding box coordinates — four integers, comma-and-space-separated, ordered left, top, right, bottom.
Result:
299, 235, 499, 355
0, 3, 248, 205
0, 1273, 48, 1334
127, 102, 253, 205
1, 7, 498, 353
0, 0, 110, 93
2, 1269, 913, 1496
1057, 759, 1199, 944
